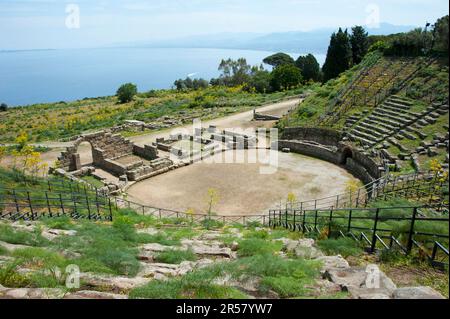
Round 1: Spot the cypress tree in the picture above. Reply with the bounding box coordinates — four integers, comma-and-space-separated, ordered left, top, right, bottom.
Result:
350, 26, 369, 64
322, 28, 352, 82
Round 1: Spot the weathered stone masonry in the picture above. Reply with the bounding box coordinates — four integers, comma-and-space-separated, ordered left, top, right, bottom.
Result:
277, 127, 383, 185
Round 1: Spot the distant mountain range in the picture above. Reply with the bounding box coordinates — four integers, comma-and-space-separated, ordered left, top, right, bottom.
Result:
116, 23, 417, 54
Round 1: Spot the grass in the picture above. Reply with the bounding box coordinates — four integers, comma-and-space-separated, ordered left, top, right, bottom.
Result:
0, 86, 303, 143
80, 175, 104, 188
130, 254, 322, 299
237, 238, 283, 257
154, 249, 197, 264
0, 224, 48, 247
317, 238, 363, 258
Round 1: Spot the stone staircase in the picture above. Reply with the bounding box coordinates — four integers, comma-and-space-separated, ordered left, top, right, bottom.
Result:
345, 95, 416, 148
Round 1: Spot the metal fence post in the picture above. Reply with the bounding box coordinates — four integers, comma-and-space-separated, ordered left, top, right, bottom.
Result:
45, 191, 52, 217
406, 207, 418, 254
371, 208, 380, 253
13, 190, 20, 214
292, 210, 296, 231
347, 209, 353, 233
314, 210, 318, 231
328, 210, 333, 236
59, 193, 65, 216
27, 191, 34, 220
108, 198, 113, 221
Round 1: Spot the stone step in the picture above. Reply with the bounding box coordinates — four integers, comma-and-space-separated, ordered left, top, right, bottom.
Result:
347, 133, 375, 147
357, 121, 392, 135
350, 129, 380, 143
380, 104, 419, 117
365, 118, 398, 132
373, 109, 416, 123
371, 111, 412, 125
383, 100, 412, 111
389, 96, 414, 106
369, 114, 404, 128
353, 125, 386, 139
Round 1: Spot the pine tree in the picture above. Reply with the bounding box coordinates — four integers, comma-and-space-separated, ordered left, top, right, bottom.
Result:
350, 26, 369, 64
322, 28, 352, 82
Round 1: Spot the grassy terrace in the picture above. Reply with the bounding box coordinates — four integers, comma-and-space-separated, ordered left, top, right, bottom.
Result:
0, 86, 304, 143
278, 53, 449, 132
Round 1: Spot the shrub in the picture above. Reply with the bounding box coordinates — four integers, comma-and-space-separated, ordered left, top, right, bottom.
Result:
237, 238, 283, 257
0, 263, 30, 288
317, 238, 362, 258
116, 83, 137, 104
0, 224, 48, 247
154, 249, 197, 264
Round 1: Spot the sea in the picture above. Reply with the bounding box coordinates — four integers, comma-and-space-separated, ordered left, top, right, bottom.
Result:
0, 47, 326, 107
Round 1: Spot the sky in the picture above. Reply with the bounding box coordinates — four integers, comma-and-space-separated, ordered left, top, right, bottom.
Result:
0, 0, 448, 50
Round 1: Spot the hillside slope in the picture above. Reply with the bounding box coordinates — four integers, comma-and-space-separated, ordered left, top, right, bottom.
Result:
279, 52, 449, 173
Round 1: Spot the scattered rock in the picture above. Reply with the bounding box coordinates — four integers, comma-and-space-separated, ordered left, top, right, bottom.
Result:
393, 286, 445, 299
0, 288, 66, 299
80, 273, 152, 292
294, 246, 324, 259
64, 290, 128, 299
140, 243, 173, 253
317, 255, 350, 271
0, 241, 32, 252
136, 227, 159, 236
42, 229, 77, 241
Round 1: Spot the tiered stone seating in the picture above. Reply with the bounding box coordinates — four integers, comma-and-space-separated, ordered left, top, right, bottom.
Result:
346, 95, 417, 148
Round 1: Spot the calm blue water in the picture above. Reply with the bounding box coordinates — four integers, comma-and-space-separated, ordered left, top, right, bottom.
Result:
0, 47, 325, 106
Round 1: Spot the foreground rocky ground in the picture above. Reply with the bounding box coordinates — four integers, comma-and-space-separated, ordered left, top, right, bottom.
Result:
0, 213, 446, 300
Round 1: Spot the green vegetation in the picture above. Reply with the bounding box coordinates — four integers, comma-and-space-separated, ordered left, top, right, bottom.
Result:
116, 83, 138, 104
271, 64, 303, 91
323, 27, 353, 82
154, 249, 197, 264
0, 85, 302, 143
237, 238, 283, 257
263, 53, 295, 67
317, 238, 363, 258
296, 54, 321, 82
80, 175, 104, 188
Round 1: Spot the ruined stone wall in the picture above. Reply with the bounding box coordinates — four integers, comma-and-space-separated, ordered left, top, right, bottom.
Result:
277, 140, 340, 164
58, 131, 134, 171
345, 158, 377, 185
133, 145, 158, 161
281, 127, 342, 146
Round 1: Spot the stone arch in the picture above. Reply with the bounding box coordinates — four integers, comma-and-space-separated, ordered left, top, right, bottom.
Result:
340, 146, 354, 165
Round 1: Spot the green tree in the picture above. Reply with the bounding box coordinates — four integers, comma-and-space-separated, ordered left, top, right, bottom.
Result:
0, 103, 7, 112
384, 28, 433, 56
116, 83, 137, 103
322, 28, 352, 82
263, 53, 295, 68
270, 64, 303, 91
350, 26, 369, 64
432, 15, 449, 54
295, 54, 320, 82
245, 70, 273, 93
217, 58, 252, 86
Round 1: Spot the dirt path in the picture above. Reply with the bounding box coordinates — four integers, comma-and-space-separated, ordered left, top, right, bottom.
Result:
130, 98, 300, 146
